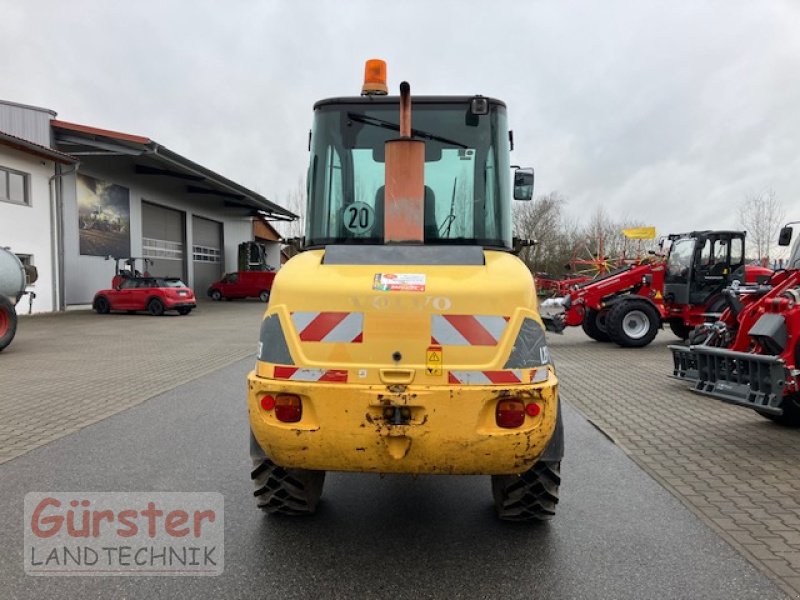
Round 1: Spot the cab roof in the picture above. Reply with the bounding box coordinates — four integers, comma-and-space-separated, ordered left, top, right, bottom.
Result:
313, 95, 507, 110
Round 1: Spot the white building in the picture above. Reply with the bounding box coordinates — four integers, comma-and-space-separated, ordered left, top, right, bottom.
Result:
0, 100, 295, 313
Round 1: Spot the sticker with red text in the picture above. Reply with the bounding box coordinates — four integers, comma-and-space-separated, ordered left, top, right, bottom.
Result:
373, 273, 426, 292
24, 492, 223, 576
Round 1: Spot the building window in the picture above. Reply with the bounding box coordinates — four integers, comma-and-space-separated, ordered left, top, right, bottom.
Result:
142, 237, 183, 260
192, 245, 221, 263
1, 166, 31, 206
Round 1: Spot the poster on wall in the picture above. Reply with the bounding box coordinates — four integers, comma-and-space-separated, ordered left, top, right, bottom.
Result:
77, 173, 131, 257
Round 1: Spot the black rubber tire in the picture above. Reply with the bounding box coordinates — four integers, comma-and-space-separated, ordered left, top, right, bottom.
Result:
147, 298, 165, 316
492, 461, 561, 521
251, 457, 325, 515
210, 289, 222, 301
669, 319, 692, 340
687, 325, 711, 345
582, 308, 611, 342
94, 296, 110, 314
755, 395, 800, 427
607, 300, 660, 348
259, 290, 270, 303
177, 307, 192, 315
706, 296, 728, 314
0, 295, 18, 352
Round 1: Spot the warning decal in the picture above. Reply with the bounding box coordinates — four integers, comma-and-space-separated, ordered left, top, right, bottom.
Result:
425, 345, 443, 376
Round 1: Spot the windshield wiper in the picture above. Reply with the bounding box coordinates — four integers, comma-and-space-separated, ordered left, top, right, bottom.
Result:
346, 112, 468, 149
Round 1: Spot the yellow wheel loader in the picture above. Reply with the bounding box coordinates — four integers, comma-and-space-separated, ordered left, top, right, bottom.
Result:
248, 60, 563, 521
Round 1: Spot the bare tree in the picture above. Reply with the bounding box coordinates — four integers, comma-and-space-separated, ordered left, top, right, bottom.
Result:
738, 189, 784, 265
513, 191, 579, 275
272, 177, 306, 253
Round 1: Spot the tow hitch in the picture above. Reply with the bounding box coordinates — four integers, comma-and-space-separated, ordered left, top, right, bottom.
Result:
383, 405, 412, 425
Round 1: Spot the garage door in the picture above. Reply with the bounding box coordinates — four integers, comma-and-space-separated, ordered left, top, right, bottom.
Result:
141, 201, 186, 281
192, 216, 223, 295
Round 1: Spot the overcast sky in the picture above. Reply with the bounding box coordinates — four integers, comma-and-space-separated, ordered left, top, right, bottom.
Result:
3, 1, 799, 234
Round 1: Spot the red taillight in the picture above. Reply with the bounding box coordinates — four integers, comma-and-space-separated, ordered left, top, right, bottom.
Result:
260, 395, 275, 411
275, 394, 302, 423
525, 402, 541, 417
496, 399, 525, 428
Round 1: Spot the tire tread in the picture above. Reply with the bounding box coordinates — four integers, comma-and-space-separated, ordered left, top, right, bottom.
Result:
492, 461, 561, 521
251, 457, 325, 515
582, 309, 610, 342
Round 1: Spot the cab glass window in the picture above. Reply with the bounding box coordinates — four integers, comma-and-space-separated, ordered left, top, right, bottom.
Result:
666, 239, 695, 283
730, 238, 743, 266
306, 101, 511, 248
713, 240, 729, 263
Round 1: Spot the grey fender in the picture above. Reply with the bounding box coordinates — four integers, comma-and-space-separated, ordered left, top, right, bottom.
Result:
250, 428, 268, 461
539, 399, 564, 462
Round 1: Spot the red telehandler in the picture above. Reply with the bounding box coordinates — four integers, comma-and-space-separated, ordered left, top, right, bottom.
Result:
670, 222, 800, 426
542, 230, 771, 347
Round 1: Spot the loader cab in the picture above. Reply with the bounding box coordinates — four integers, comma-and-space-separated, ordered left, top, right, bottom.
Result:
304, 96, 518, 250
664, 231, 745, 306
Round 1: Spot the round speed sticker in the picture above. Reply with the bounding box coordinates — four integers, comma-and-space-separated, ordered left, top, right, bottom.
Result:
343, 202, 375, 234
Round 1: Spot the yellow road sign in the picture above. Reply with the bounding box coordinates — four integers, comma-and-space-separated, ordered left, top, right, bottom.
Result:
622, 226, 656, 240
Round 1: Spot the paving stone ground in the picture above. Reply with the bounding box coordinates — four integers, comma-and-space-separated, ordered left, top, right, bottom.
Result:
0, 303, 798, 596
0, 300, 265, 464
549, 327, 800, 598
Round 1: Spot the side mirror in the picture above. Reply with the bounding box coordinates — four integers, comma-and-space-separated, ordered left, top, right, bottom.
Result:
513, 168, 534, 201
511, 236, 536, 254
778, 226, 793, 246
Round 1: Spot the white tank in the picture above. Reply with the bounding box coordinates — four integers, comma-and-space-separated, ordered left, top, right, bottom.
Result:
0, 247, 26, 305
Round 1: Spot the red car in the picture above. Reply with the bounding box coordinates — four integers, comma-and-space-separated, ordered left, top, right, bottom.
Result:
93, 277, 196, 316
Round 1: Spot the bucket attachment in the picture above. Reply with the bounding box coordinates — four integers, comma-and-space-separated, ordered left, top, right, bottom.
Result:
669, 344, 700, 382
690, 346, 788, 415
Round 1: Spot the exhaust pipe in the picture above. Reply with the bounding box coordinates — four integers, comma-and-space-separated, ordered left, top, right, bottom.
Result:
384, 82, 425, 243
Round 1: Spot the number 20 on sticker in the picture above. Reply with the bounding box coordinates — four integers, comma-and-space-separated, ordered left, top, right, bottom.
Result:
343, 202, 374, 234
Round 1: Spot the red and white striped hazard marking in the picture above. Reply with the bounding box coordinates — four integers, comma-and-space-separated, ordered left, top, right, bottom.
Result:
447, 370, 524, 385
273, 366, 348, 383
291, 312, 363, 343
431, 315, 509, 346
530, 367, 550, 384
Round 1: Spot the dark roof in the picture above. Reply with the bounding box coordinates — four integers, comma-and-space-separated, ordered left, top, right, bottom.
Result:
0, 129, 77, 164
51, 120, 296, 220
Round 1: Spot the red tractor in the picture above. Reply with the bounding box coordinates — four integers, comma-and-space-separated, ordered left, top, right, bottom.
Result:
543, 230, 771, 347
670, 222, 800, 426
109, 257, 153, 288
